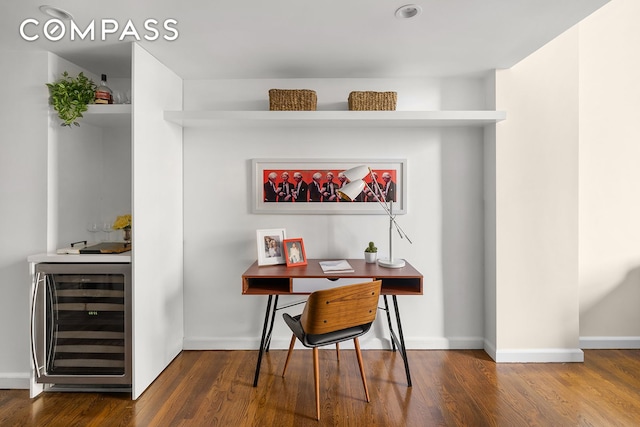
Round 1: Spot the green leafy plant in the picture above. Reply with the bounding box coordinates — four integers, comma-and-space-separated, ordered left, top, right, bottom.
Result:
46, 71, 96, 127
365, 241, 377, 253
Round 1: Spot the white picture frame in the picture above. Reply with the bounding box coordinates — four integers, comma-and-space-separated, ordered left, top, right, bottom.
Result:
252, 158, 407, 215
256, 228, 287, 266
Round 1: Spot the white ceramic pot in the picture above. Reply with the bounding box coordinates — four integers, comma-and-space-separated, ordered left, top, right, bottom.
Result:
364, 251, 377, 264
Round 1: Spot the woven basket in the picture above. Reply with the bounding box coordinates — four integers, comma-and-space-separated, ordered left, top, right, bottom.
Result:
269, 89, 317, 111
348, 91, 397, 111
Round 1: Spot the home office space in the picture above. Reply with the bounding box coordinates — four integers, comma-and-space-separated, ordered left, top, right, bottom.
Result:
2, 0, 639, 424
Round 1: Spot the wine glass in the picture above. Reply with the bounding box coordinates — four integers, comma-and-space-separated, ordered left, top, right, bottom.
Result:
86, 221, 100, 242
102, 221, 114, 242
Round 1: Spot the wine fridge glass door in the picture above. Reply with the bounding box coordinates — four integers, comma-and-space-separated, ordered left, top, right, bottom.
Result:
32, 263, 131, 386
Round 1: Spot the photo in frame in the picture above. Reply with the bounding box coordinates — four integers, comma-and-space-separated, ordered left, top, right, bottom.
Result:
252, 159, 407, 215
256, 228, 287, 266
283, 238, 307, 267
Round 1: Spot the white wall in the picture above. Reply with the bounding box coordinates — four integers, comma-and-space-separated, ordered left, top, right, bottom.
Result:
578, 0, 640, 347
182, 78, 487, 350
487, 0, 640, 359
0, 51, 49, 388
493, 27, 581, 362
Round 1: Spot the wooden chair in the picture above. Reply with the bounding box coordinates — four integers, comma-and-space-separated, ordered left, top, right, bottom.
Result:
281, 280, 382, 420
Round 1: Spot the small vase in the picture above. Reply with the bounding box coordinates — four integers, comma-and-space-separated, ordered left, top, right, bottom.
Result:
123, 227, 132, 243
364, 252, 377, 264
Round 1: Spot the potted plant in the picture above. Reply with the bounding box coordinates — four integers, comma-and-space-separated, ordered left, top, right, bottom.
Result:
364, 241, 377, 263
46, 71, 97, 127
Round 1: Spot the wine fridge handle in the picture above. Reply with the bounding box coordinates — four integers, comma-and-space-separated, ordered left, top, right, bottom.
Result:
30, 271, 44, 378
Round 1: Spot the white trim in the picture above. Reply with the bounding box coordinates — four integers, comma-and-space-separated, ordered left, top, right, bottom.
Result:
182, 336, 485, 351
494, 348, 584, 363
183, 337, 392, 351
580, 336, 640, 349
0, 372, 30, 389
183, 337, 640, 355
484, 339, 497, 361
407, 337, 485, 350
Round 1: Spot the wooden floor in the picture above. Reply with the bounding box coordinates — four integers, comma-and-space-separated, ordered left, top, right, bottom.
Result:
2, 349, 640, 426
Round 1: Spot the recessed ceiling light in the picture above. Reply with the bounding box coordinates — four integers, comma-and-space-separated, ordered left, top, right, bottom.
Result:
39, 5, 74, 20
395, 4, 422, 19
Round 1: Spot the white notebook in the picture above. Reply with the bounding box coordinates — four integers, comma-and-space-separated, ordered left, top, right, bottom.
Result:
319, 260, 355, 273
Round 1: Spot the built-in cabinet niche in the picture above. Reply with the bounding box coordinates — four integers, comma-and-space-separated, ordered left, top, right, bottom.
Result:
51, 104, 132, 249
39, 43, 184, 400
47, 50, 132, 249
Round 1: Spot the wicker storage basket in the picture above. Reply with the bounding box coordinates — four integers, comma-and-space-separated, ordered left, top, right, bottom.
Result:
348, 91, 397, 111
269, 89, 317, 111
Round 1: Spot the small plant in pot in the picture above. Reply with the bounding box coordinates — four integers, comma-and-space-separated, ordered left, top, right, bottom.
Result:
364, 241, 377, 263
46, 71, 97, 127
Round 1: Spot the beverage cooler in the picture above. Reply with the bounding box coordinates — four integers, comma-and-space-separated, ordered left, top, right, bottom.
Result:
31, 263, 132, 389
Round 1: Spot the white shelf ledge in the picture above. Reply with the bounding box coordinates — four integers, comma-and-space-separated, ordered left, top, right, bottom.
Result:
80, 104, 132, 127
163, 110, 506, 128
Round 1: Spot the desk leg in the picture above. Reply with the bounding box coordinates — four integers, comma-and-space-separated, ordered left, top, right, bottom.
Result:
382, 295, 412, 387
383, 296, 396, 352
265, 295, 279, 352
392, 295, 412, 387
253, 295, 278, 387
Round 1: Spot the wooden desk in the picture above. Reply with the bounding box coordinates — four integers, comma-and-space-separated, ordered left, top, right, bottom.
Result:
242, 259, 423, 387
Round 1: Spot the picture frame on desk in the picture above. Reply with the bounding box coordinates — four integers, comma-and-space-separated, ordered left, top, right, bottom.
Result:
251, 158, 407, 214
283, 238, 307, 267
256, 228, 287, 266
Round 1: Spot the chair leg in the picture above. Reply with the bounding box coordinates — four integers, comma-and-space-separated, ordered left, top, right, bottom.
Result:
282, 334, 296, 378
354, 337, 370, 402
313, 347, 320, 420
335, 342, 340, 361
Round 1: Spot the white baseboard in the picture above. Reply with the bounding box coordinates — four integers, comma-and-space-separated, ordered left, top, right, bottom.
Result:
484, 339, 497, 361
484, 337, 584, 363
182, 336, 485, 351
182, 337, 260, 350
184, 336, 640, 352
0, 372, 30, 389
580, 336, 640, 349
493, 348, 584, 363
406, 337, 485, 350
484, 336, 640, 363
182, 337, 391, 350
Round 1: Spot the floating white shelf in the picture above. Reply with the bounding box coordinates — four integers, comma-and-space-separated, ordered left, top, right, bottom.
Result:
80, 104, 132, 127
163, 110, 506, 128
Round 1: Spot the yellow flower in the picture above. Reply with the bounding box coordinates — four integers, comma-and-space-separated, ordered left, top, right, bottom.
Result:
113, 214, 132, 230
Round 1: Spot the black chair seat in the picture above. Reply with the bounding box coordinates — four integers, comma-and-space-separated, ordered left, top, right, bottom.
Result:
283, 313, 372, 347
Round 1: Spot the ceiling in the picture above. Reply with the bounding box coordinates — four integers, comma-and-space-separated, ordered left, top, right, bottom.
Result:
1, 0, 610, 80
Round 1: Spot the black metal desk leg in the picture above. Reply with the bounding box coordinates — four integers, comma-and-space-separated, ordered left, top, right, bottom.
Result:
382, 295, 397, 352
392, 295, 412, 387
253, 295, 276, 387
265, 295, 279, 352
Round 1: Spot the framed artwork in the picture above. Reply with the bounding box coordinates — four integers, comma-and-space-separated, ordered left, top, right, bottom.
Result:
252, 159, 407, 215
256, 228, 287, 266
283, 238, 307, 267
